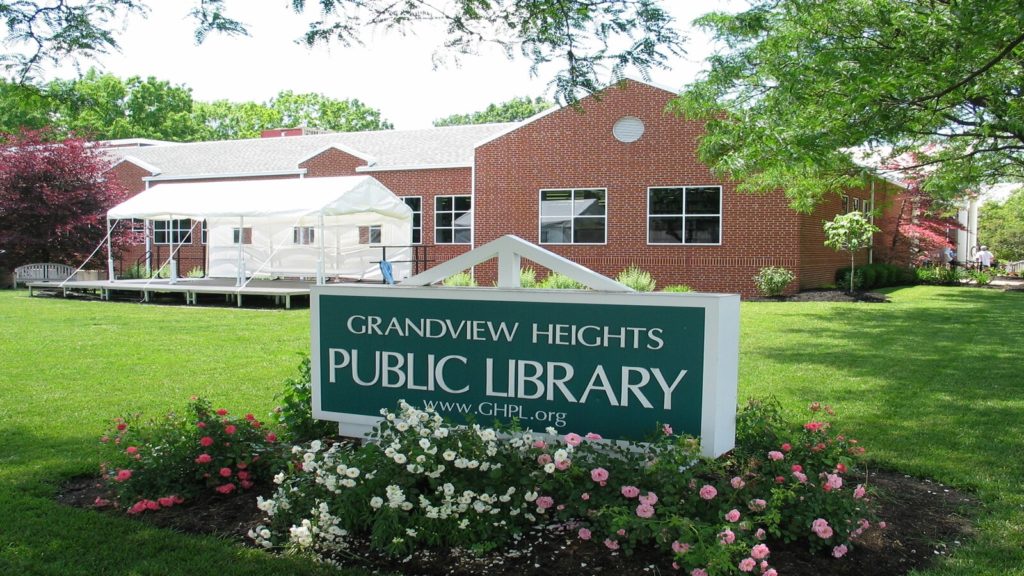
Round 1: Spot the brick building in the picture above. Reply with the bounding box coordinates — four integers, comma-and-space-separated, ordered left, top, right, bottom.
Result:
106, 79, 900, 297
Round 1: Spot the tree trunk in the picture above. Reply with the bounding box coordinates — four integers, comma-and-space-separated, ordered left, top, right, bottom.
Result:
849, 251, 855, 293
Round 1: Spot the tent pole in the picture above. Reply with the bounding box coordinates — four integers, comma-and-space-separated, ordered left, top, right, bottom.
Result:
317, 211, 325, 285
169, 215, 178, 284
144, 219, 151, 277
237, 216, 245, 287
106, 218, 116, 282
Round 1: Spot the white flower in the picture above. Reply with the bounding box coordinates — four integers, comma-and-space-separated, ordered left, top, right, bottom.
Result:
396, 421, 409, 432
467, 459, 480, 469
543, 462, 556, 474
415, 455, 426, 463
340, 478, 356, 488
370, 497, 383, 509
454, 458, 468, 469
524, 491, 538, 502
309, 440, 322, 452
545, 427, 558, 435
303, 452, 316, 463
406, 528, 418, 537
273, 472, 286, 484
443, 450, 456, 461
393, 453, 408, 464
291, 445, 303, 455
458, 519, 470, 529
480, 429, 497, 441
260, 528, 271, 539
418, 438, 431, 450
345, 467, 360, 478
554, 449, 568, 463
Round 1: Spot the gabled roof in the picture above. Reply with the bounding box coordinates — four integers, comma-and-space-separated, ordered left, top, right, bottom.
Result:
103, 123, 517, 180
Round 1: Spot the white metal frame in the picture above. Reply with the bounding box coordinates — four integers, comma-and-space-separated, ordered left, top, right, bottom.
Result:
645, 185, 724, 246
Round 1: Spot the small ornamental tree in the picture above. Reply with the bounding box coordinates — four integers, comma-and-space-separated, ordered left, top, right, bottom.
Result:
0, 129, 132, 268
824, 212, 880, 293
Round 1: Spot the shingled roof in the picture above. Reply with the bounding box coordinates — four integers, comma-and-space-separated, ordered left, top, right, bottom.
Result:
107, 123, 518, 180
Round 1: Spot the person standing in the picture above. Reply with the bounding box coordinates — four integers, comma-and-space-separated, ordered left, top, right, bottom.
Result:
975, 245, 994, 268
943, 246, 956, 268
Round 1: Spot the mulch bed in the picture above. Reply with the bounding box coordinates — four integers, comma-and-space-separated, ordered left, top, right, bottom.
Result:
57, 468, 978, 576
748, 290, 890, 303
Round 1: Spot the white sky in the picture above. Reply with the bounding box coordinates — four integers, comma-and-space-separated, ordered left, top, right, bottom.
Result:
45, 1, 743, 130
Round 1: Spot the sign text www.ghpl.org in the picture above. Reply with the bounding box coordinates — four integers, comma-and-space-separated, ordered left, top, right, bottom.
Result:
312, 287, 739, 451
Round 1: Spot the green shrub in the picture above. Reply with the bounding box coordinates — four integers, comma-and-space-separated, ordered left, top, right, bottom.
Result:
915, 265, 964, 285
859, 266, 877, 289
838, 269, 864, 291
539, 272, 585, 289
442, 271, 477, 287
661, 284, 693, 293
99, 398, 283, 513
615, 265, 656, 291
186, 266, 205, 278
519, 267, 539, 288
967, 268, 994, 286
120, 263, 150, 279
274, 355, 337, 443
251, 400, 876, 569
753, 266, 795, 297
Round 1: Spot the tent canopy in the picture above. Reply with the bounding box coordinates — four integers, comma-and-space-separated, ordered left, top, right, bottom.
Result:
107, 175, 412, 222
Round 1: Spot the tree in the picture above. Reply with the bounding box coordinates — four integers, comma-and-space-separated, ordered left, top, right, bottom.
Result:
1, 1, 682, 104
433, 96, 553, 126
824, 212, 880, 293
195, 91, 392, 140
0, 80, 53, 133
672, 0, 1024, 212
979, 189, 1024, 262
0, 129, 132, 268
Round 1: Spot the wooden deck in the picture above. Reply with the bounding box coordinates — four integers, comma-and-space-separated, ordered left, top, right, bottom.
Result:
27, 277, 320, 308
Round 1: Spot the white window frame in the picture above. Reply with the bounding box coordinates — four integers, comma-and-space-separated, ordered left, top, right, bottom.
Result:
646, 186, 723, 246
435, 195, 472, 245
153, 219, 194, 245
293, 226, 316, 245
538, 188, 608, 245
403, 196, 422, 245
200, 220, 208, 245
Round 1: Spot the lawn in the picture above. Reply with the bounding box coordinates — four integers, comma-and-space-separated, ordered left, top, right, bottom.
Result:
0, 286, 1021, 575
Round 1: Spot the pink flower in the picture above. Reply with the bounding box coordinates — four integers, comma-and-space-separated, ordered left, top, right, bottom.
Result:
195, 453, 212, 464
731, 476, 745, 490
749, 498, 767, 512
781, 442, 792, 452
691, 569, 708, 576
536, 496, 554, 510
775, 475, 785, 484
809, 401, 821, 412
825, 473, 843, 491
621, 485, 640, 499
738, 558, 756, 572
636, 503, 655, 518
804, 421, 825, 432
564, 433, 583, 446
718, 529, 735, 545
725, 509, 741, 522
581, 492, 590, 501
245, 413, 255, 421
200, 436, 214, 447
812, 518, 834, 539
671, 541, 690, 554
215, 408, 228, 416
219, 467, 232, 478
833, 544, 849, 558
224, 424, 237, 435
556, 459, 571, 471
604, 539, 619, 551
578, 528, 592, 540
265, 432, 277, 443
115, 469, 132, 482
585, 432, 602, 440
237, 470, 250, 480
662, 423, 673, 436
215, 483, 236, 494
171, 495, 184, 504
765, 569, 778, 576
879, 521, 887, 529
617, 529, 626, 536
532, 440, 547, 449
755, 528, 766, 540
699, 485, 717, 500
854, 484, 866, 499
538, 453, 552, 465
237, 461, 248, 469
791, 464, 803, 473
590, 467, 609, 483
125, 446, 138, 455
145, 500, 160, 511
240, 480, 254, 490
158, 497, 175, 508
793, 471, 808, 483
768, 450, 784, 461
836, 462, 847, 473
196, 421, 206, 429
639, 492, 658, 506
116, 423, 127, 431
128, 501, 147, 514
751, 543, 770, 559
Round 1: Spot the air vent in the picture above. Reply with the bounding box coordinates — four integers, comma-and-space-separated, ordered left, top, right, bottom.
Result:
612, 116, 645, 143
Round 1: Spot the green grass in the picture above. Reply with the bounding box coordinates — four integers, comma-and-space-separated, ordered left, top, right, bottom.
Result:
0, 286, 1022, 575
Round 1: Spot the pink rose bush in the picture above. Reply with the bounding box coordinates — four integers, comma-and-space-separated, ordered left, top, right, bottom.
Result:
243, 399, 878, 573
99, 397, 283, 513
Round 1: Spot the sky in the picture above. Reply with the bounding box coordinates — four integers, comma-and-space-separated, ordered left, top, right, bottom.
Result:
45, 1, 744, 130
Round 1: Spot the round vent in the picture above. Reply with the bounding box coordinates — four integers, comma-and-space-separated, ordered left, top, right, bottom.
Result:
612, 116, 645, 143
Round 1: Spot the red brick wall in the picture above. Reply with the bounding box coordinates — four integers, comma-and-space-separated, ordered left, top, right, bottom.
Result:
300, 148, 366, 176
472, 80, 801, 297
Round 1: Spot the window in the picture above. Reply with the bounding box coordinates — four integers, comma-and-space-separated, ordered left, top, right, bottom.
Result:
359, 225, 382, 245
539, 188, 607, 244
232, 227, 253, 244
647, 186, 722, 244
293, 226, 316, 245
200, 220, 208, 244
403, 197, 422, 244
435, 195, 471, 244
153, 219, 194, 245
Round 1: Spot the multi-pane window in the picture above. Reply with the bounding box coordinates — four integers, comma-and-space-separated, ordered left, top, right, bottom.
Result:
435, 195, 472, 244
359, 225, 382, 245
153, 219, 194, 245
293, 226, 316, 245
200, 220, 208, 244
403, 197, 422, 244
648, 186, 722, 244
539, 188, 607, 244
232, 227, 253, 244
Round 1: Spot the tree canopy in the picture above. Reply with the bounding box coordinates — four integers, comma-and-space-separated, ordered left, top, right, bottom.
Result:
1, 0, 683, 104
979, 189, 1024, 262
672, 0, 1024, 212
433, 96, 553, 127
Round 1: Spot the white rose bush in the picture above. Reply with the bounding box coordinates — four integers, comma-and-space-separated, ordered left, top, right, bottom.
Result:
249, 400, 880, 575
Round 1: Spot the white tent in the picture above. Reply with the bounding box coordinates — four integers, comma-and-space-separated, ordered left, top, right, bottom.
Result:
106, 175, 414, 284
